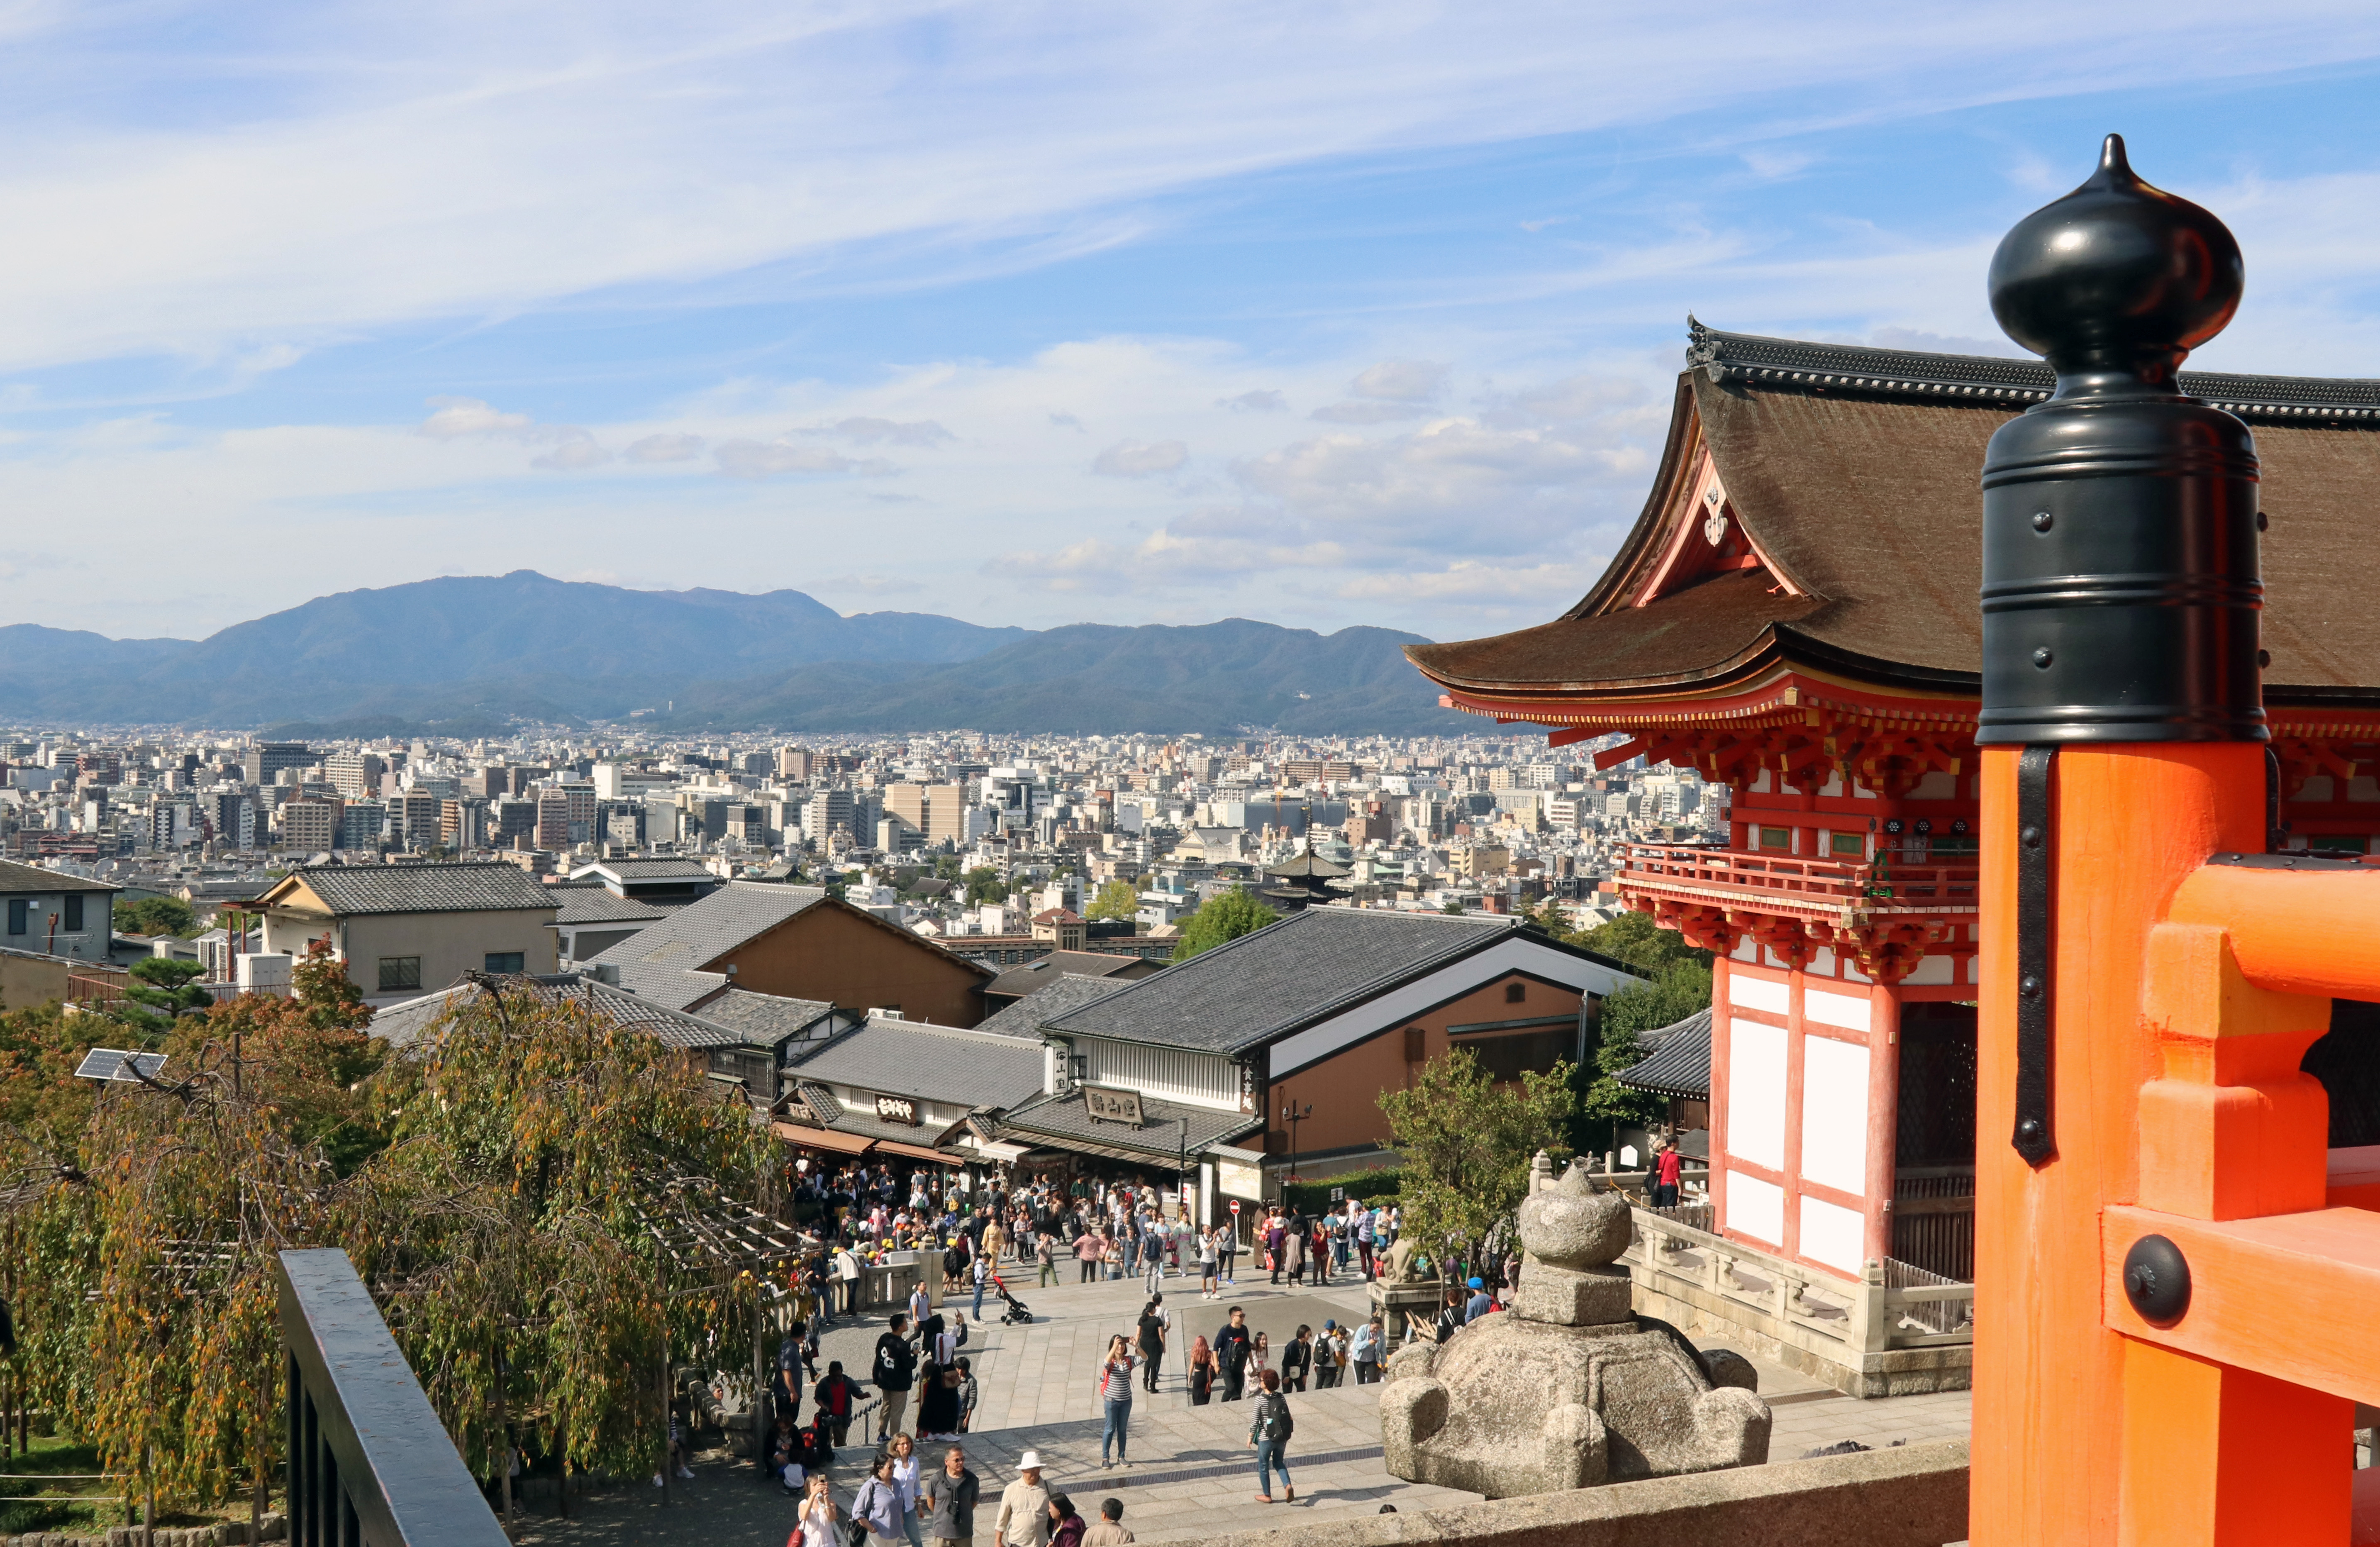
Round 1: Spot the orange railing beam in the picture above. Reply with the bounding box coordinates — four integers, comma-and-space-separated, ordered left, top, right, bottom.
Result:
2168, 862, 2380, 1001
2102, 1203, 2380, 1408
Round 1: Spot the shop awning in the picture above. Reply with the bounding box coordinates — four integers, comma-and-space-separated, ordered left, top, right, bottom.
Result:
873, 1138, 961, 1166
772, 1121, 875, 1155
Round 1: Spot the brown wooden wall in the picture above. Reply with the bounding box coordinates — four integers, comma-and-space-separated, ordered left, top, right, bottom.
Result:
1262, 970, 1589, 1158
719, 904, 988, 1027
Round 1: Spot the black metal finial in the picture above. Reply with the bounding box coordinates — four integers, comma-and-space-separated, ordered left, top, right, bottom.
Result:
1988, 133, 2244, 386
2122, 1234, 2192, 1324
1976, 137, 2265, 746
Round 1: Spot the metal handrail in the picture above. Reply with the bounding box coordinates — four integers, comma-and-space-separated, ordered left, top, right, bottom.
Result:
280, 1248, 509, 1547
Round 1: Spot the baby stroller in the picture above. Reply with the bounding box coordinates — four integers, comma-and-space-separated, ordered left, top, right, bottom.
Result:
990, 1272, 1034, 1325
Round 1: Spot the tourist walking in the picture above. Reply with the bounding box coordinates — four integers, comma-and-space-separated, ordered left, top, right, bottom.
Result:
885, 1432, 926, 1547
1197, 1227, 1219, 1298
1135, 1295, 1170, 1393
853, 1454, 906, 1543
1083, 1497, 1134, 1546
1248, 1370, 1296, 1504
1076, 1229, 1105, 1283
993, 1450, 1053, 1547
921, 1445, 978, 1547
1218, 1221, 1238, 1285
1096, 1333, 1136, 1468
1037, 1232, 1058, 1288
1187, 1333, 1217, 1405
1280, 1325, 1312, 1393
1215, 1306, 1252, 1401
814, 1360, 861, 1445
1265, 1214, 1288, 1284
1046, 1493, 1088, 1547
1653, 1139, 1684, 1209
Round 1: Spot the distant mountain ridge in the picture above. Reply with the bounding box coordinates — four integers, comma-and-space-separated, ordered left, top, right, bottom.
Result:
0, 572, 1466, 734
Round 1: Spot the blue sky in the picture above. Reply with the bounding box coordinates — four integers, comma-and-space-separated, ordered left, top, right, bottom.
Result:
7, 2, 2380, 644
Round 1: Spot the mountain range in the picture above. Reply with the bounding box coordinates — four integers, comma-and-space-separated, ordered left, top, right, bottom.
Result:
0, 571, 1472, 735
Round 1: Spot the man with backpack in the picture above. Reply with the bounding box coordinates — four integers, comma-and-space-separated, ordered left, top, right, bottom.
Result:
875, 1314, 919, 1436
1247, 1369, 1295, 1503
1214, 1306, 1252, 1402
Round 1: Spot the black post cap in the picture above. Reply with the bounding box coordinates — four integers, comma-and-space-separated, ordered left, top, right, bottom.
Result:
1977, 137, 2266, 747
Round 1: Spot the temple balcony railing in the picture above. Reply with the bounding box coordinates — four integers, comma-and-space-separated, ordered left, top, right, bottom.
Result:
281, 1248, 509, 1547
1614, 844, 1979, 927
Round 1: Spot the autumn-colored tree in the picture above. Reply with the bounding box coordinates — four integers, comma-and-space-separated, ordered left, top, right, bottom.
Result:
0, 947, 777, 1530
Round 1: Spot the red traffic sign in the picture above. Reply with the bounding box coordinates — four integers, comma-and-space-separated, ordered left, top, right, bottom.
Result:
1229, 1200, 1241, 1214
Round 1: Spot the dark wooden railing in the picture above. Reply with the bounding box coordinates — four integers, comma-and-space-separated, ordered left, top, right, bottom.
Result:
280, 1249, 508, 1547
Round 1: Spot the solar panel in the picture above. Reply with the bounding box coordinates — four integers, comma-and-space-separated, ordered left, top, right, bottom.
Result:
73, 1048, 167, 1083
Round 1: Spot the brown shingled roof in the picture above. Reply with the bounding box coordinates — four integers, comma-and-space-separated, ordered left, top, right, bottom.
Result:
1409, 325, 2380, 707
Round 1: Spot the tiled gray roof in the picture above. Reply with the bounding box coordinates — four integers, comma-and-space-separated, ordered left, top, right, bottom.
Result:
0, 859, 118, 894
370, 972, 744, 1051
602, 960, 729, 1012
973, 974, 1131, 1040
1039, 905, 1525, 1055
791, 1081, 968, 1148
288, 862, 558, 917
997, 1088, 1262, 1159
698, 987, 839, 1047
1616, 1006, 1711, 1100
549, 887, 673, 926
788, 1015, 1047, 1110
587, 882, 827, 974
982, 950, 1149, 1001
585, 858, 716, 880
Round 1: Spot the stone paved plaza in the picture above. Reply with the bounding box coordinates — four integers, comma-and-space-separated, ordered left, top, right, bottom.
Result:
512, 1266, 1973, 1545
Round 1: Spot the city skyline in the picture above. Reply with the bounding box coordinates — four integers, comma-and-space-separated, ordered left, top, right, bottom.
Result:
5, 5, 2380, 643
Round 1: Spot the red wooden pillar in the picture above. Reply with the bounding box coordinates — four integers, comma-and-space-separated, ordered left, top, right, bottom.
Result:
1863, 983, 1901, 1268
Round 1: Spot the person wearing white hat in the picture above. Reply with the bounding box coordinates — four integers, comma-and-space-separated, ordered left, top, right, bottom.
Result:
995, 1451, 1053, 1547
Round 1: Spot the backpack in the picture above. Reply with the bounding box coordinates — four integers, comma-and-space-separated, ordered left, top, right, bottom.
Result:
1253, 1393, 1292, 1443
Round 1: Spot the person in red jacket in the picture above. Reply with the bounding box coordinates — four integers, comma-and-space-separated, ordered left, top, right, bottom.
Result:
1652, 1140, 1684, 1209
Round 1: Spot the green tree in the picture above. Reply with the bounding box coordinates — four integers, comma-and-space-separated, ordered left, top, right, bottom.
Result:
1440, 899, 1466, 915
1571, 958, 1712, 1152
1084, 879, 1139, 922
113, 896, 197, 938
962, 866, 1006, 905
115, 958, 217, 1035
1379, 1045, 1574, 1287
1570, 909, 1713, 974
1170, 889, 1278, 961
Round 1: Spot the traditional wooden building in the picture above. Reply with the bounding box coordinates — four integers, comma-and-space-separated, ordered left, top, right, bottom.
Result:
1409, 322, 2380, 1286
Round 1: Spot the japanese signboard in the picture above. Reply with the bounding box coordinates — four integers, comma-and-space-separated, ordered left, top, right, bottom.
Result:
874, 1094, 919, 1126
1082, 1085, 1144, 1125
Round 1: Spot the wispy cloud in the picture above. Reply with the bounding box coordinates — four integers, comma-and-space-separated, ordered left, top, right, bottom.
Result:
1092, 438, 1188, 476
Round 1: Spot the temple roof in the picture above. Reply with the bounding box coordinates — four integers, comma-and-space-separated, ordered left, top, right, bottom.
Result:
1408, 323, 2380, 712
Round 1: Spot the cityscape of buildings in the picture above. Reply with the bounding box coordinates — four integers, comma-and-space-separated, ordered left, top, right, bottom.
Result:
0, 725, 1727, 956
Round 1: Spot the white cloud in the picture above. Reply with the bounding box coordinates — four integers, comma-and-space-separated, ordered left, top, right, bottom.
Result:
809, 417, 954, 446
625, 432, 705, 463
1092, 438, 1188, 476
1217, 389, 1287, 412
1335, 560, 1599, 603
530, 433, 610, 472
418, 397, 531, 440
1310, 400, 1430, 424
1048, 412, 1086, 430
714, 439, 890, 478
1349, 360, 1449, 402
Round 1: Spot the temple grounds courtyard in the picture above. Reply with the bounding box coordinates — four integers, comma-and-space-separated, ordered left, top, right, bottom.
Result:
513, 1271, 1972, 1545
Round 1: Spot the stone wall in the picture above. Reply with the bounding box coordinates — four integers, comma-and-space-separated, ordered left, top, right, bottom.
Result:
1, 1519, 284, 1547
1207, 1439, 1968, 1547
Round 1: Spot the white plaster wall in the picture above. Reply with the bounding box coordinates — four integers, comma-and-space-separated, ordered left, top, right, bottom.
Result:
1729, 1171, 1785, 1248
1727, 1018, 1787, 1171
1800, 1195, 1866, 1275
1903, 954, 1955, 986
1799, 1035, 1871, 1196
1804, 986, 1872, 1032
1731, 973, 1790, 1016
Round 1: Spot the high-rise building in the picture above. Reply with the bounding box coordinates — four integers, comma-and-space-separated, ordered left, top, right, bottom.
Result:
391, 793, 444, 852
150, 800, 200, 849
492, 796, 538, 849
535, 790, 574, 851
209, 791, 258, 849
777, 746, 815, 782
337, 800, 386, 851
324, 752, 386, 799
281, 798, 341, 852
802, 790, 855, 847
441, 798, 487, 851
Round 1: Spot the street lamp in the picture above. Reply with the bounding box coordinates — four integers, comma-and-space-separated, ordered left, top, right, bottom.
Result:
1281, 1101, 1312, 1195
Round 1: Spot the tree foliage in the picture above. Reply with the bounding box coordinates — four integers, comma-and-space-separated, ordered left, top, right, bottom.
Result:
114, 958, 218, 1037
961, 866, 1006, 905
1084, 879, 1139, 922
0, 944, 777, 1522
1378, 1045, 1574, 1280
1569, 909, 1713, 974
1170, 888, 1278, 961
114, 897, 198, 938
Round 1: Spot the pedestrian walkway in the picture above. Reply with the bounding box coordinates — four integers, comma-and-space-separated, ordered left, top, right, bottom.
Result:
513, 1264, 1975, 1545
